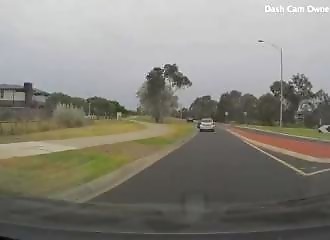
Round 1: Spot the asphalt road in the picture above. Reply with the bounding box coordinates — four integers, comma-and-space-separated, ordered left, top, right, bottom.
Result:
92, 126, 330, 205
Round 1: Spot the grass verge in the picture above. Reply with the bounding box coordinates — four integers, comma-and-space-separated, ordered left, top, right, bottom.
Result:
136, 120, 194, 145
132, 115, 185, 124
0, 121, 194, 197
0, 120, 145, 144
244, 125, 330, 141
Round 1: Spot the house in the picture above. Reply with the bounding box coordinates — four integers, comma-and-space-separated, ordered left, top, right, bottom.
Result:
295, 98, 324, 121
0, 82, 49, 108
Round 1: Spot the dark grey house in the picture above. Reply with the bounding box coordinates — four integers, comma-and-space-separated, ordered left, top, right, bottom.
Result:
0, 82, 49, 108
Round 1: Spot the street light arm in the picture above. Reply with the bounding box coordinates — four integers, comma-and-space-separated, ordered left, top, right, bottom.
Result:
258, 40, 281, 52
269, 42, 281, 51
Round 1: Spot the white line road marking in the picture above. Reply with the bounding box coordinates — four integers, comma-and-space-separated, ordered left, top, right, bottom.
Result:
306, 168, 330, 176
242, 140, 307, 176
227, 129, 330, 177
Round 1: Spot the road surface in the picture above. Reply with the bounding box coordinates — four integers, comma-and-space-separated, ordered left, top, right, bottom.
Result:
92, 126, 330, 205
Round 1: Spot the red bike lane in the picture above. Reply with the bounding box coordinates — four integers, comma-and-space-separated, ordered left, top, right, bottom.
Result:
231, 127, 330, 159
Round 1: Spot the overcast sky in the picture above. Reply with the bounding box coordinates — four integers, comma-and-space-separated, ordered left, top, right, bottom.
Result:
0, 0, 329, 109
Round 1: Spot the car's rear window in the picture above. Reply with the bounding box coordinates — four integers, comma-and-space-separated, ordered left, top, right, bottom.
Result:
201, 119, 213, 123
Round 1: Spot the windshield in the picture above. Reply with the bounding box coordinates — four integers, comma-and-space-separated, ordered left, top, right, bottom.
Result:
201, 119, 213, 123
0, 0, 330, 238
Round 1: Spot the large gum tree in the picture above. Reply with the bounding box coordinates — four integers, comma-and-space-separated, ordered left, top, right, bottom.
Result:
137, 64, 192, 123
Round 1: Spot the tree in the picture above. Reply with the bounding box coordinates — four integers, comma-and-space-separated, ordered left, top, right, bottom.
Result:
87, 97, 114, 117
317, 103, 330, 125
314, 89, 329, 104
270, 80, 297, 100
257, 93, 280, 125
313, 89, 330, 126
45, 92, 75, 111
45, 92, 127, 119
180, 107, 189, 119
71, 97, 87, 109
215, 91, 258, 123
86, 97, 129, 117
138, 83, 178, 122
270, 80, 299, 123
109, 100, 128, 114
227, 90, 244, 122
270, 74, 314, 124
215, 92, 231, 122
303, 112, 319, 128
240, 94, 258, 123
218, 90, 243, 122
290, 73, 313, 99
164, 64, 192, 89
137, 64, 191, 122
189, 96, 217, 119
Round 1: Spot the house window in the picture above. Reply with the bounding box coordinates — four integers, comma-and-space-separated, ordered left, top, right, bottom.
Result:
0, 89, 4, 99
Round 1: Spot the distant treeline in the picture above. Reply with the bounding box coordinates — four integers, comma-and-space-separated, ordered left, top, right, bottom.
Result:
45, 93, 132, 117
185, 73, 330, 127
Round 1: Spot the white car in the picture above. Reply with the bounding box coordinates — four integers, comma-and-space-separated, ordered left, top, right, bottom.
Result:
199, 118, 216, 132
318, 125, 330, 134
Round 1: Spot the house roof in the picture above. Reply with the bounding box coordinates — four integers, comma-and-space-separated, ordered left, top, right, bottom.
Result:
0, 84, 24, 90
0, 84, 49, 96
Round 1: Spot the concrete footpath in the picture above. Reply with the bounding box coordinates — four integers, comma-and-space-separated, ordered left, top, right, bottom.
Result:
0, 122, 169, 160
229, 126, 330, 163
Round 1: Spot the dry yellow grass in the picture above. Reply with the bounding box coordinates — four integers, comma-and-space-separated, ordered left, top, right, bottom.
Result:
0, 120, 145, 143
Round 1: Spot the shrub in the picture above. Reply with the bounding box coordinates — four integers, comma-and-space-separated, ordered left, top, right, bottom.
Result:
0, 109, 14, 121
304, 113, 318, 129
52, 104, 86, 128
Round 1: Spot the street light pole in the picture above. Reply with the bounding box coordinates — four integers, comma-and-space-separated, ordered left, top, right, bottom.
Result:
280, 47, 283, 128
258, 40, 284, 127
